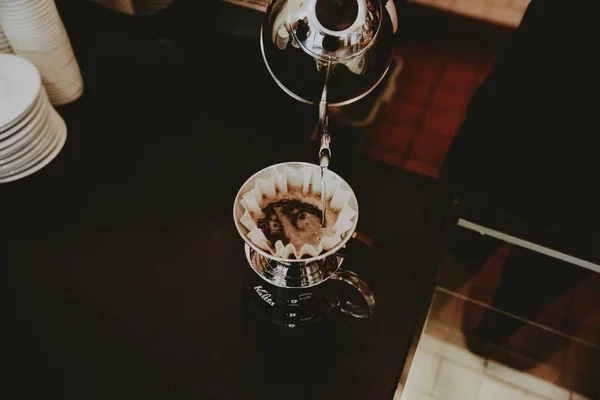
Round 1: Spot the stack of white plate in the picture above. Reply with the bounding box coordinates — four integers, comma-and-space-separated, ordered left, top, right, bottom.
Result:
0, 25, 13, 54
133, 0, 174, 15
0, 0, 84, 106
0, 53, 67, 183
92, 0, 136, 15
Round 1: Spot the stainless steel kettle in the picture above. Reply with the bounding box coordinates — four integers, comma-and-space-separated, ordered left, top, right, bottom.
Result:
260, 0, 396, 107
260, 0, 396, 168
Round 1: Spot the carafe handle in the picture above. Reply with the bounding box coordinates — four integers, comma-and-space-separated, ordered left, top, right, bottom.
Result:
330, 269, 375, 319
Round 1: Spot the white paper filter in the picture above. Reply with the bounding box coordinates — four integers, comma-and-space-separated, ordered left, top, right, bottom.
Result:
238, 164, 357, 259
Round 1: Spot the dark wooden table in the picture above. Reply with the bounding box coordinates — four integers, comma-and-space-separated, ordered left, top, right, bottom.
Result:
0, 3, 453, 399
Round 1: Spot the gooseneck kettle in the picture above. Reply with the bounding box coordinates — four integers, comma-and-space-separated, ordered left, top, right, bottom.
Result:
260, 0, 396, 167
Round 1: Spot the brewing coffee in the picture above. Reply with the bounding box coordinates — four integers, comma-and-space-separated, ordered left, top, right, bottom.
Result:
237, 163, 357, 259
253, 190, 340, 256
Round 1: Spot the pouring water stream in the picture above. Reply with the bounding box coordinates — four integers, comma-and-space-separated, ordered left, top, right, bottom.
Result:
318, 62, 333, 226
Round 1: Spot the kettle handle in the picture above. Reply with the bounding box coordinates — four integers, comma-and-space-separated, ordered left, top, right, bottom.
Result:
330, 269, 376, 319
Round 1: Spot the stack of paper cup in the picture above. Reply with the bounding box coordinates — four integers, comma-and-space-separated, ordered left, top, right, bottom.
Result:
0, 25, 13, 54
92, 0, 136, 15
0, 0, 84, 106
133, 0, 174, 15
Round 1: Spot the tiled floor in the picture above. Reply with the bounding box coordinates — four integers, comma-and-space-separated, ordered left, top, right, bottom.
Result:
396, 333, 592, 400
360, 37, 497, 178
405, 260, 600, 399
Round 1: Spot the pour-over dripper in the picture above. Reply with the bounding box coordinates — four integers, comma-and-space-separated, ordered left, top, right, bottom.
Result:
233, 162, 359, 262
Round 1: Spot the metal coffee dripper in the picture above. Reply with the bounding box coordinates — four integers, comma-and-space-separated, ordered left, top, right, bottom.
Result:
233, 162, 360, 289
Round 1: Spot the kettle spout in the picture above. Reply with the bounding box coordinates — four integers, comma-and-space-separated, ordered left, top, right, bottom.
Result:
319, 132, 331, 168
